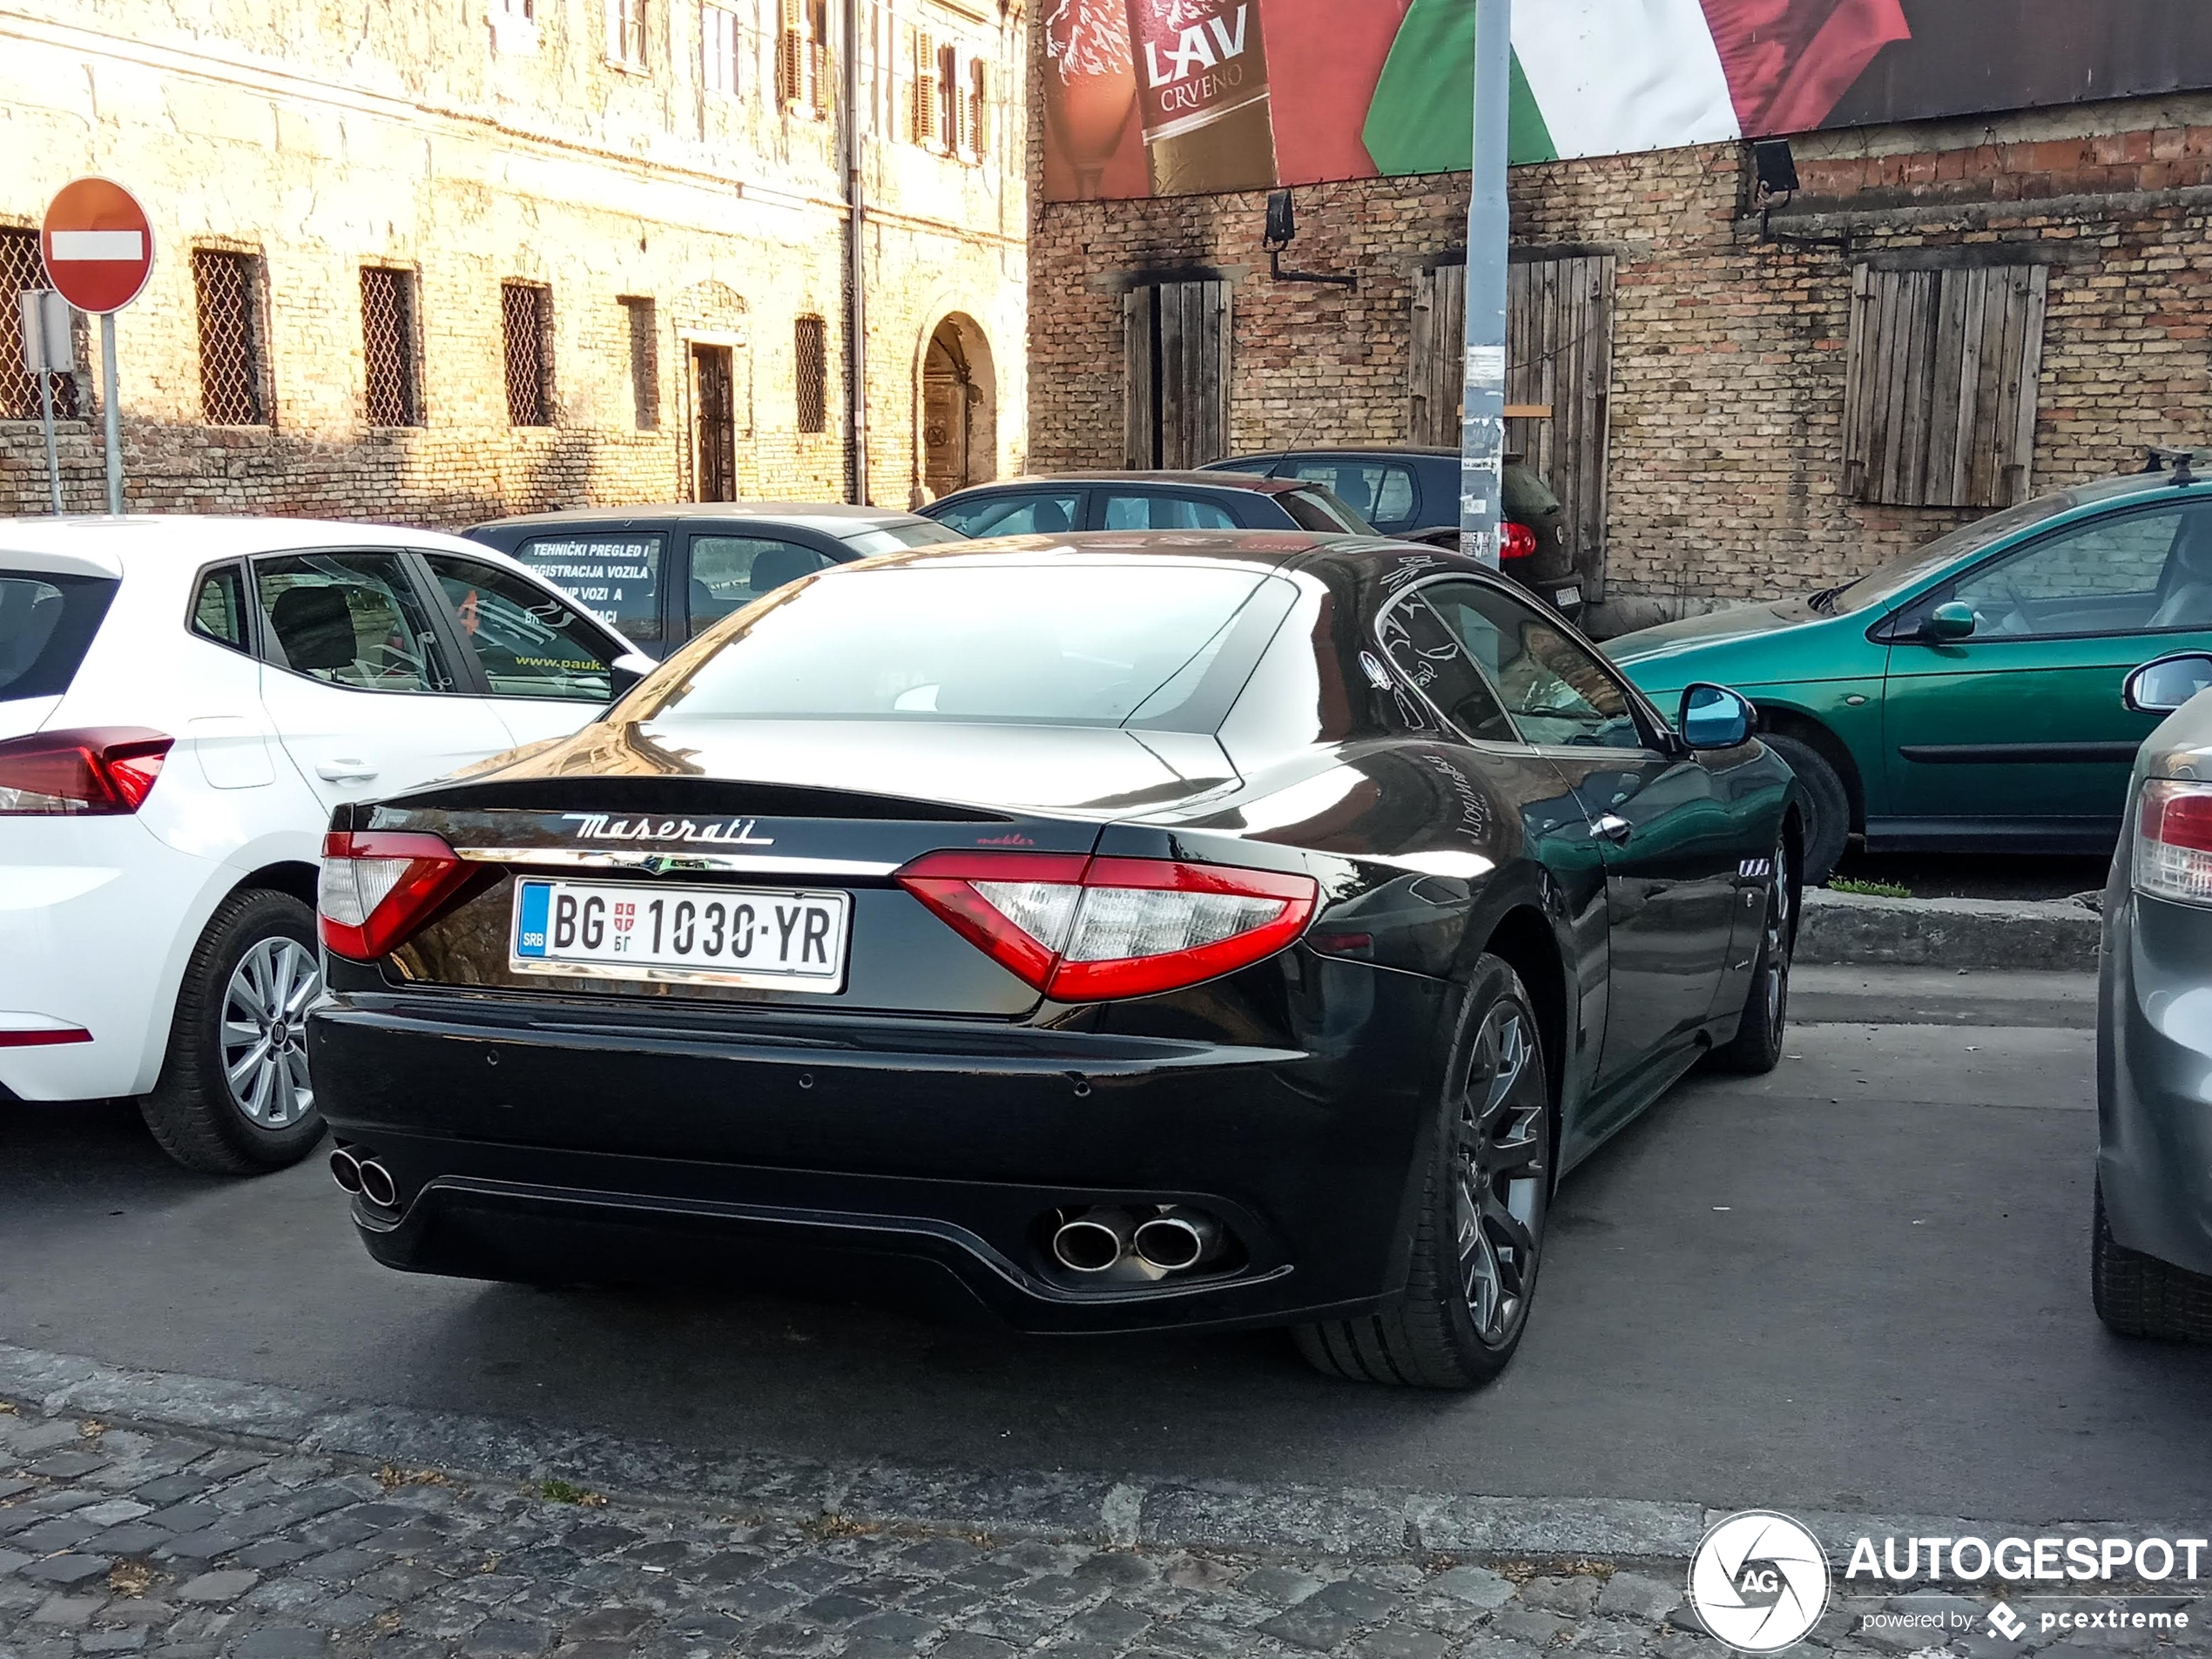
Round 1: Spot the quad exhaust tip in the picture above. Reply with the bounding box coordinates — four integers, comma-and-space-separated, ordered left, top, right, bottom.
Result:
1049, 1204, 1230, 1278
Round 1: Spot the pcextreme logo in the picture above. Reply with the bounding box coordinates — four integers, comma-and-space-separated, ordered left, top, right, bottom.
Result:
1688, 1511, 1833, 1654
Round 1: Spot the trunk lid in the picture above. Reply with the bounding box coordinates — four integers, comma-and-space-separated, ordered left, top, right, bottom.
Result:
359, 717, 1244, 1018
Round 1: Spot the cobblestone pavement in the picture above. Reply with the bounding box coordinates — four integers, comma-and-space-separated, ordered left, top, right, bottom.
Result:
3, 1403, 2206, 1659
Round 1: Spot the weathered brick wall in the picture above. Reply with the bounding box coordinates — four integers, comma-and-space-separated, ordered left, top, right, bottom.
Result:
0, 0, 1027, 528
1028, 77, 2212, 607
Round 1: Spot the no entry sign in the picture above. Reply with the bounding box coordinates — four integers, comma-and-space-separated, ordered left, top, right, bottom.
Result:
41, 178, 152, 314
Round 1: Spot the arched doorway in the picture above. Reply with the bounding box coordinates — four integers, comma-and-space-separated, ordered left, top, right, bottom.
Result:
921, 315, 995, 499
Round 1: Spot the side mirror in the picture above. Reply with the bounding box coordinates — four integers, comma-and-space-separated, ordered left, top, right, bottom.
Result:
607, 651, 654, 700
1921, 600, 1976, 643
1679, 683, 1754, 750
2124, 651, 2212, 716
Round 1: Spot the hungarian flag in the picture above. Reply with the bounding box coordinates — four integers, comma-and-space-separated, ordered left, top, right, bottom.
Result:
1354, 0, 1909, 178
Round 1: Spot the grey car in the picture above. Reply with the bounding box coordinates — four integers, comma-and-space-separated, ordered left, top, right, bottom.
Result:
2096, 647, 2212, 1339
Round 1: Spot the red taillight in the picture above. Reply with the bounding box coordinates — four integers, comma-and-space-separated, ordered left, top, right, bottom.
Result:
895, 850, 1319, 1002
318, 831, 473, 961
1501, 522, 1538, 562
0, 727, 172, 815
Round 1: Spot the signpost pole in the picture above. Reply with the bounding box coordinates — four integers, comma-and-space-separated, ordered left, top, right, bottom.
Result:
19, 289, 63, 514
99, 311, 121, 516
1459, 0, 1511, 569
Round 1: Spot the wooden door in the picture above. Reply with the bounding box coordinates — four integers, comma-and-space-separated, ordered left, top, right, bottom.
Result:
1123, 280, 1231, 469
691, 344, 736, 502
1411, 255, 1616, 597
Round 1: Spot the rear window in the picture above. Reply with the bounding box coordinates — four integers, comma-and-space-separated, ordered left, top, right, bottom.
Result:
1280, 487, 1371, 534
639, 562, 1294, 732
0, 571, 118, 703
511, 534, 664, 643
841, 522, 967, 556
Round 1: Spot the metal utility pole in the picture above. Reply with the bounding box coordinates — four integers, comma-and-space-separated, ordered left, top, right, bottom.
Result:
840, 0, 869, 504
1459, 0, 1510, 568
100, 312, 121, 515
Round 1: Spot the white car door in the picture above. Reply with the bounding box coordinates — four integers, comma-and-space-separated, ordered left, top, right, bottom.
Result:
248, 548, 513, 812
415, 550, 639, 750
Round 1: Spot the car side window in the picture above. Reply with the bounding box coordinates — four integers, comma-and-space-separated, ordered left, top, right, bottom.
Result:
1102, 494, 1239, 531
191, 564, 249, 653
1427, 583, 1645, 749
931, 493, 1081, 536
1935, 506, 2209, 637
1377, 588, 1517, 744
689, 536, 834, 637
509, 533, 664, 644
424, 555, 618, 702
1288, 462, 1417, 529
254, 552, 455, 693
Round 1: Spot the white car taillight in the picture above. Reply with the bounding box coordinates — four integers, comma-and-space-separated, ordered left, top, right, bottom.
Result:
2134, 779, 2212, 906
319, 831, 473, 960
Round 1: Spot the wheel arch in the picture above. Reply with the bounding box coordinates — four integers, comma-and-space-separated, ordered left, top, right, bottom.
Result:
1756, 704, 1865, 833
231, 860, 320, 911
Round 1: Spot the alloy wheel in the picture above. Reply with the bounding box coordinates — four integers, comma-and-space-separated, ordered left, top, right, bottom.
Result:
220, 936, 320, 1129
1453, 1000, 1549, 1347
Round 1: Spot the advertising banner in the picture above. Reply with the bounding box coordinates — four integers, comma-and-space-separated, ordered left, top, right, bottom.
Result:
1041, 0, 2212, 200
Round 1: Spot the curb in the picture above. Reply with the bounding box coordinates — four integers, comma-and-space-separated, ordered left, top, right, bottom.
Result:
1797, 887, 2100, 971
0, 1340, 2122, 1566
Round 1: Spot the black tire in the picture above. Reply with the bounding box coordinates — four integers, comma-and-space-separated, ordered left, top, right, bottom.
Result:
1295, 954, 1552, 1389
1712, 834, 1793, 1075
2093, 1181, 2212, 1341
138, 888, 326, 1177
1761, 732, 1849, 887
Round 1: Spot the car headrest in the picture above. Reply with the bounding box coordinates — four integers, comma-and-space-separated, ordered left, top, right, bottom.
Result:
750, 545, 821, 594
269, 584, 359, 672
1028, 499, 1071, 534
2173, 512, 2212, 582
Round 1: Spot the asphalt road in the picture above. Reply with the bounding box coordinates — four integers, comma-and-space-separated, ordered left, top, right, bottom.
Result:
3, 967, 2203, 1527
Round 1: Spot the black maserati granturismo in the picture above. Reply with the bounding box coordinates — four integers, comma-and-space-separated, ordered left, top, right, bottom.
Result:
308, 531, 1800, 1389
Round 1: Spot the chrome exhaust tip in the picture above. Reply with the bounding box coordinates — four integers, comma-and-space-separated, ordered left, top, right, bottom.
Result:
355, 1159, 399, 1211
1133, 1208, 1222, 1272
327, 1148, 363, 1195
1049, 1207, 1135, 1274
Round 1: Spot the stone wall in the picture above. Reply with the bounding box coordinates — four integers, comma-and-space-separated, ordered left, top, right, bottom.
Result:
0, 0, 1027, 527
1028, 82, 2212, 607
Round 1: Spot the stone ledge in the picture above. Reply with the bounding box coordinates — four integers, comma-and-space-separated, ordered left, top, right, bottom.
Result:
1798, 887, 2101, 971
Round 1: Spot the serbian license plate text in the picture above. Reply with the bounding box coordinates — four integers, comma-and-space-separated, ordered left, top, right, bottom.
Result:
510, 879, 849, 992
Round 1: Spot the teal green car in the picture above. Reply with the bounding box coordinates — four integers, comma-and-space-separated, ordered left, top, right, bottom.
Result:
1605, 465, 2212, 881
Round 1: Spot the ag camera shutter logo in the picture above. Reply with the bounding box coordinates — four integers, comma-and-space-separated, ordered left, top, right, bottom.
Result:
1689, 1511, 1832, 1653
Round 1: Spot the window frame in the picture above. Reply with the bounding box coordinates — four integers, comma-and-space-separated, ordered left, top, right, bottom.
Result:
605, 0, 650, 69
359, 265, 424, 429
415, 549, 632, 702
185, 560, 256, 657
1873, 500, 2212, 646
1096, 489, 1244, 533
925, 488, 1089, 538
1375, 574, 1669, 752
243, 547, 472, 697
701, 0, 740, 97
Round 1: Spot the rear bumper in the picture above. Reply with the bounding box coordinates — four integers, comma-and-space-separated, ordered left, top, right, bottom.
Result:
308, 958, 1455, 1333
0, 818, 224, 1101
2099, 893, 2212, 1278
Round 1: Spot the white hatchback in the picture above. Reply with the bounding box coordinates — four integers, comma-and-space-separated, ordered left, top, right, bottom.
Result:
0, 517, 649, 1173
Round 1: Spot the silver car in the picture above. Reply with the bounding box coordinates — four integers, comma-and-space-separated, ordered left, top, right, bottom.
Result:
2097, 649, 2212, 1339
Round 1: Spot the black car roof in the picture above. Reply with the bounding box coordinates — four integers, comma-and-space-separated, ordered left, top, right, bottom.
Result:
472, 502, 935, 531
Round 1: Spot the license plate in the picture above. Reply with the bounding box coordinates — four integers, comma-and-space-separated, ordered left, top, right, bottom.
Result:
1554, 584, 1582, 609
510, 878, 850, 993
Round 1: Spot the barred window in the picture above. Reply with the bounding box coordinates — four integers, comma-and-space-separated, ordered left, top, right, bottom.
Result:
621, 296, 659, 430
703, 2, 739, 96
793, 314, 826, 434
193, 250, 267, 427
606, 0, 646, 66
361, 267, 421, 428
0, 228, 78, 421
502, 281, 554, 427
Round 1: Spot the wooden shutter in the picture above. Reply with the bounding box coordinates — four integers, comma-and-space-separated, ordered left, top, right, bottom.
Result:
1123, 280, 1231, 470
806, 0, 830, 114
969, 62, 988, 158
1409, 254, 1616, 595
1843, 262, 2049, 509
911, 31, 937, 144
779, 11, 803, 105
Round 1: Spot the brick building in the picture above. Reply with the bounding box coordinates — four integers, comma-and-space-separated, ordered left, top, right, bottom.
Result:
0, 0, 1025, 524
1028, 59, 2212, 624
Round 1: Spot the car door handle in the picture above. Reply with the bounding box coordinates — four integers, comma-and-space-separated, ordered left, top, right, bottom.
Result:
314, 759, 378, 783
1594, 813, 1632, 845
